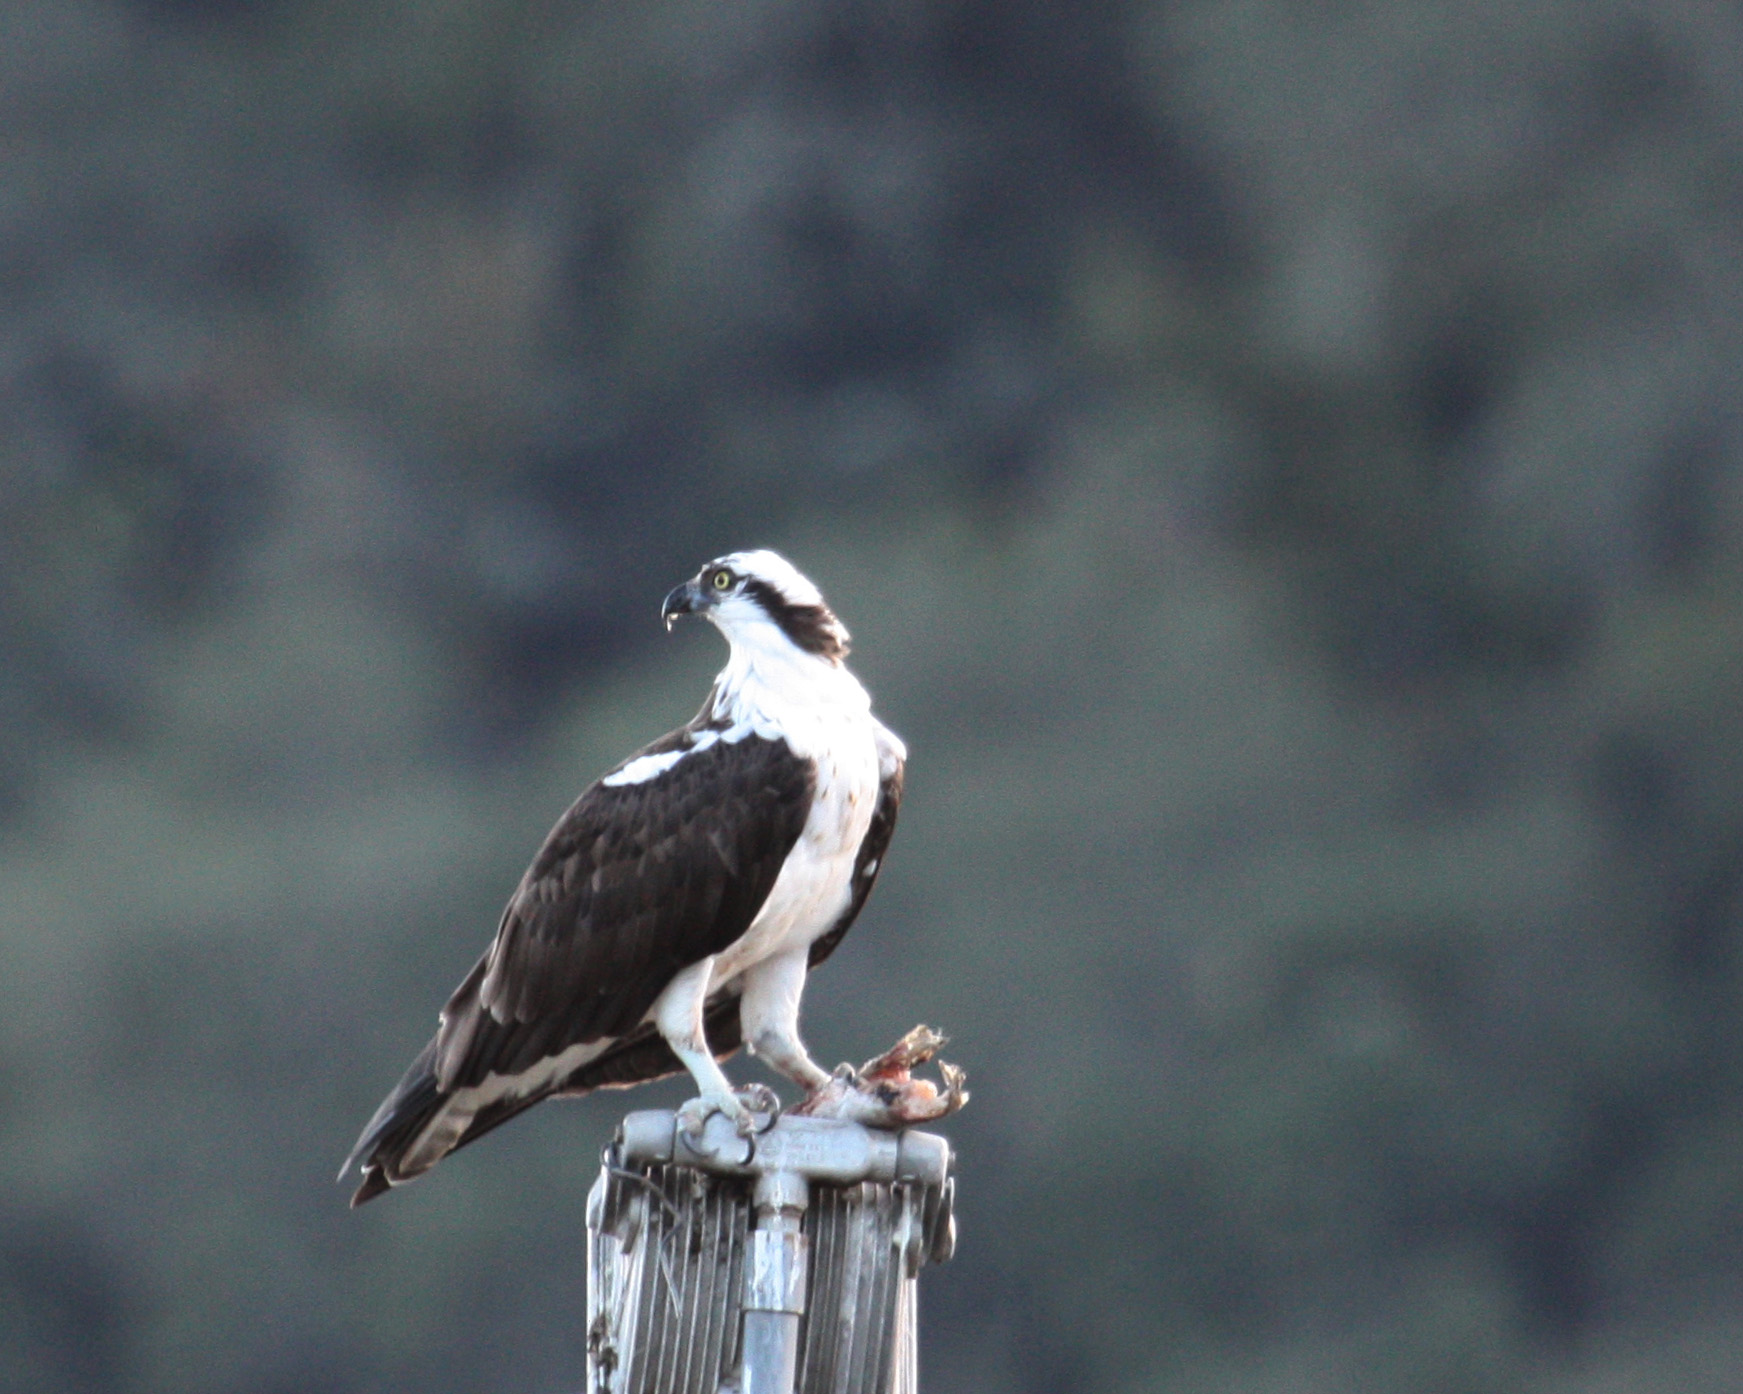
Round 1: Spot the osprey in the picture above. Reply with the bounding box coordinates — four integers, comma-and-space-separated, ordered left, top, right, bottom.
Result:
341, 550, 905, 1205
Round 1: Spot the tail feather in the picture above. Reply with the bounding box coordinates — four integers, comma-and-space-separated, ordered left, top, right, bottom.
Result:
340, 993, 747, 1205
340, 1038, 445, 1205
557, 993, 743, 1095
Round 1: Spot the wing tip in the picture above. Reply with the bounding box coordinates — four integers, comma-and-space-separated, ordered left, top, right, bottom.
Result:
349, 1166, 393, 1207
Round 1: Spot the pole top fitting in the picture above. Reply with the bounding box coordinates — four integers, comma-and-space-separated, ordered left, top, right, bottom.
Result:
895, 1129, 951, 1190
617, 1109, 677, 1166
753, 1168, 809, 1216
616, 1106, 952, 1193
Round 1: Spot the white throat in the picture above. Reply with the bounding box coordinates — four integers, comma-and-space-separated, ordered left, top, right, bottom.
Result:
708, 613, 870, 749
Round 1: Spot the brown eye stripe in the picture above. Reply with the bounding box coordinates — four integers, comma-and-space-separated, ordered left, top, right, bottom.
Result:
738, 577, 850, 661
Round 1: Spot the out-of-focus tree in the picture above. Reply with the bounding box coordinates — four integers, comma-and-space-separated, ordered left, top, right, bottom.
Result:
4, 2, 1743, 1392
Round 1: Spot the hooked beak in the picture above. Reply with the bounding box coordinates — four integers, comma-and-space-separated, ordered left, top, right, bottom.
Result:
661, 579, 705, 632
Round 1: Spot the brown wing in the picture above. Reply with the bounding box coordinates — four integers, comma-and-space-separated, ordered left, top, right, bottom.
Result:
554, 728, 903, 1101
433, 730, 815, 1092
341, 730, 813, 1200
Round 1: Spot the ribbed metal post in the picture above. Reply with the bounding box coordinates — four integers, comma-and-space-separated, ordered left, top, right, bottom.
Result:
742, 1170, 808, 1394
586, 1110, 956, 1394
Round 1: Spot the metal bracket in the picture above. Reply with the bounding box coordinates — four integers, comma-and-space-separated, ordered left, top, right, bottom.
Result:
592, 1108, 955, 1394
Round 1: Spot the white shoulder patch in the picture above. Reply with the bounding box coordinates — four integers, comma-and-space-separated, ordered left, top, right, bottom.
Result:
600, 726, 749, 787
601, 749, 689, 787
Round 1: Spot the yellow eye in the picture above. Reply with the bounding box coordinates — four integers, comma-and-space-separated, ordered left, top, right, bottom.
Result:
712, 569, 733, 591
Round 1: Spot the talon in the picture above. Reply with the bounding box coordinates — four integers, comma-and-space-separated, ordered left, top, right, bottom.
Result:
733, 1084, 782, 1134
830, 1062, 862, 1088
677, 1090, 752, 1141
675, 1099, 706, 1141
735, 1083, 779, 1114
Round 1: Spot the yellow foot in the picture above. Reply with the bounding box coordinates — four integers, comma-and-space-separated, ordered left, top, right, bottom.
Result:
676, 1085, 780, 1141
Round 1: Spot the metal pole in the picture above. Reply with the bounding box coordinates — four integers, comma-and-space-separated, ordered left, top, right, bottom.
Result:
588, 1109, 955, 1394
741, 1170, 808, 1394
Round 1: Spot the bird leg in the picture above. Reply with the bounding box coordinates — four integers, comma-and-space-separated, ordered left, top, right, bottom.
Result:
738, 950, 832, 1095
654, 957, 761, 1137
747, 1031, 831, 1093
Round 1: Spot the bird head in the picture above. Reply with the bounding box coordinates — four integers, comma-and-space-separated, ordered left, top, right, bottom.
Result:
661, 550, 851, 663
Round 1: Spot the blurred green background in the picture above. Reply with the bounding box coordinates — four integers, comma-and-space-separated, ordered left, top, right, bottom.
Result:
6, 1, 1743, 1390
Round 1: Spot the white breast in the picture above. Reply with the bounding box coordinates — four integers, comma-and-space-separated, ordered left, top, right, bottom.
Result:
708, 661, 883, 982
